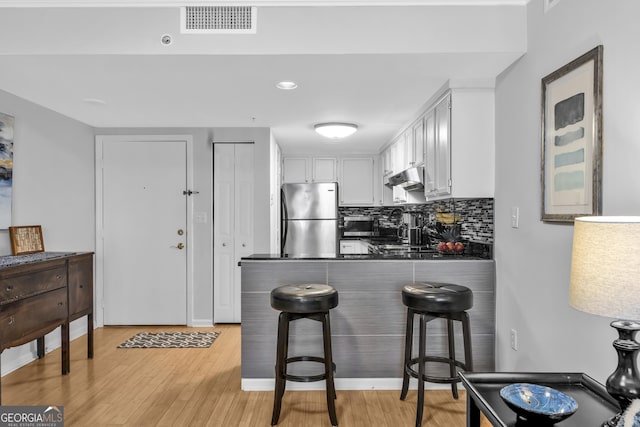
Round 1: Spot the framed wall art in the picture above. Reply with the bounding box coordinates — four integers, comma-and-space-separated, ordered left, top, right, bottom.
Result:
9, 225, 45, 255
541, 45, 603, 223
0, 112, 13, 229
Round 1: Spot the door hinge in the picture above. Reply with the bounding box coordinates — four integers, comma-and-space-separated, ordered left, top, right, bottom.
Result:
183, 190, 200, 196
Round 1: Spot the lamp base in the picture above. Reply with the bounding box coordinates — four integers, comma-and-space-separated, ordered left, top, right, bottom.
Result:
602, 412, 622, 427
603, 320, 640, 427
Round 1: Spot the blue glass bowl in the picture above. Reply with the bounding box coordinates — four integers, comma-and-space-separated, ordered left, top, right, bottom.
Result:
499, 383, 578, 424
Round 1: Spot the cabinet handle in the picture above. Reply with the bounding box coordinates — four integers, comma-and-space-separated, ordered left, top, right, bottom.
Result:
56, 275, 63, 280
58, 302, 64, 306
8, 316, 14, 325
6, 285, 13, 291
79, 284, 84, 288
222, 243, 226, 247
242, 243, 246, 247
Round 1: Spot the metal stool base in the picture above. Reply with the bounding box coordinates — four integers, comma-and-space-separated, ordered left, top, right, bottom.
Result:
400, 308, 473, 427
271, 311, 338, 426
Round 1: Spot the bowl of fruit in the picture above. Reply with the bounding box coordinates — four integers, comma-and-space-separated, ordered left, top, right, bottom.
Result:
437, 241, 464, 255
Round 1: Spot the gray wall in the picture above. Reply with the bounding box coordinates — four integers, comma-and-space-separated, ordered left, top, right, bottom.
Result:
494, 0, 640, 381
0, 88, 95, 374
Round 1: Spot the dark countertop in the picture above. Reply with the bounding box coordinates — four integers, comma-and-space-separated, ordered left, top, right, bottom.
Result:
242, 253, 488, 261
0, 251, 82, 268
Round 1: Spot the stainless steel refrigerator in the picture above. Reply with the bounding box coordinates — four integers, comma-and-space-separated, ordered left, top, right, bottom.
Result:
281, 182, 339, 257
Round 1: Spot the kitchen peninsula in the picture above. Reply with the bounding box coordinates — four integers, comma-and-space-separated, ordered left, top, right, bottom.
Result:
240, 254, 495, 390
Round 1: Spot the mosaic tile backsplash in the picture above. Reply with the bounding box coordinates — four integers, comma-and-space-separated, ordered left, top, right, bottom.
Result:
339, 198, 494, 244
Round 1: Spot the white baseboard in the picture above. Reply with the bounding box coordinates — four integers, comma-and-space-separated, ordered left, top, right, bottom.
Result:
1, 317, 92, 377
241, 378, 449, 391
190, 319, 214, 327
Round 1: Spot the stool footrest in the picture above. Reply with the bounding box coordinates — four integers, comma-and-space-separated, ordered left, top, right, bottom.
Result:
405, 356, 468, 384
283, 355, 337, 383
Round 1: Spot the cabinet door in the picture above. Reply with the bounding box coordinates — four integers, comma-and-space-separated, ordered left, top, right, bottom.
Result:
434, 95, 451, 196
382, 148, 392, 177
424, 110, 437, 195
392, 135, 407, 173
340, 158, 374, 205
312, 157, 337, 182
68, 254, 93, 318
283, 157, 309, 183
412, 118, 425, 167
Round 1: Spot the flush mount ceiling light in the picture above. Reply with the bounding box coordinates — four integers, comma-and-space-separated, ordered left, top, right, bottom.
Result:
314, 122, 358, 139
276, 81, 298, 90
82, 98, 107, 105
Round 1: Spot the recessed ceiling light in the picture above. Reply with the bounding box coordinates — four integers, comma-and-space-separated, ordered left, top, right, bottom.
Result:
314, 122, 358, 139
82, 98, 107, 105
276, 81, 298, 90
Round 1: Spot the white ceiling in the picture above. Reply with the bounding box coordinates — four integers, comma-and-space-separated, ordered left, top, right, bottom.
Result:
0, 1, 528, 154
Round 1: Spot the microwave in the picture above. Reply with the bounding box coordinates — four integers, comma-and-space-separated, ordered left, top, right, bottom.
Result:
343, 216, 377, 237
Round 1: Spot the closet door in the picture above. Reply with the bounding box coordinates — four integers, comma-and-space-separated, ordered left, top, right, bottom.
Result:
213, 143, 254, 323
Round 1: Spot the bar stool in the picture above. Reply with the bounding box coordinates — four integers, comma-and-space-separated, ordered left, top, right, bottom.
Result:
270, 284, 339, 426
400, 282, 473, 427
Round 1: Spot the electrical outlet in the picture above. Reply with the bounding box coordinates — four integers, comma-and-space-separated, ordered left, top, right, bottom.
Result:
510, 328, 518, 351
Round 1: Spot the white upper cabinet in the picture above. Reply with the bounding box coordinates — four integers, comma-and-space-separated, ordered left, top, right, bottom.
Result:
381, 85, 495, 202
283, 155, 376, 206
312, 157, 338, 182
424, 88, 494, 200
282, 157, 309, 183
424, 93, 452, 198
339, 157, 375, 206
282, 156, 337, 183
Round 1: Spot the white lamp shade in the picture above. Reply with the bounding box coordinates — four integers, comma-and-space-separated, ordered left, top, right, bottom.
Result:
569, 216, 640, 320
314, 123, 358, 139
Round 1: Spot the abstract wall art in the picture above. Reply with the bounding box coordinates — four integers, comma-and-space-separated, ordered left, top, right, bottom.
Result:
541, 46, 603, 223
0, 112, 13, 229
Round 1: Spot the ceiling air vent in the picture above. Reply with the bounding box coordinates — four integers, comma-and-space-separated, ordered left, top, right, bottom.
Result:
181, 6, 257, 34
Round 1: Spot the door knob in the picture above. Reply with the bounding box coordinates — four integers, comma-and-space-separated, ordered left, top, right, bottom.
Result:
242, 243, 246, 247
222, 243, 226, 247
177, 243, 184, 250
177, 229, 184, 236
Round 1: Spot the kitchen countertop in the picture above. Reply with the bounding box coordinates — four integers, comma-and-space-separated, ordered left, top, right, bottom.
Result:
242, 252, 485, 261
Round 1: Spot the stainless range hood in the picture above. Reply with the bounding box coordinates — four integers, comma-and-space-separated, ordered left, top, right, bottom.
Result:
385, 166, 424, 191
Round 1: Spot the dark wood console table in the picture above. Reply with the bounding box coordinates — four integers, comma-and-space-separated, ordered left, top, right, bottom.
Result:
460, 372, 620, 427
0, 252, 94, 403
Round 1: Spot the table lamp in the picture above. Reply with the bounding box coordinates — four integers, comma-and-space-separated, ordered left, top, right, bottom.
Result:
569, 216, 640, 427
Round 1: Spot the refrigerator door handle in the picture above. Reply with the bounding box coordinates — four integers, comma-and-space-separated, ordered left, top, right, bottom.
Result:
281, 188, 288, 255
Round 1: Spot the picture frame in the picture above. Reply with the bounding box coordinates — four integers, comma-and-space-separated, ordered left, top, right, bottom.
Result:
9, 225, 45, 255
541, 45, 603, 223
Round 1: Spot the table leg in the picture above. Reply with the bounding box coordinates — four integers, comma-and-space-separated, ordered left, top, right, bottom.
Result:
87, 312, 94, 359
61, 322, 70, 375
467, 393, 481, 427
37, 337, 45, 358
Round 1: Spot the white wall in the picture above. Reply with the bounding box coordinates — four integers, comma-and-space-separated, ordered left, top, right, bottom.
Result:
494, 0, 640, 382
0, 88, 95, 374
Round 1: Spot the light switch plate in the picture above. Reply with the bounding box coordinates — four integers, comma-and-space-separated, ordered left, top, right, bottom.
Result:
511, 207, 519, 228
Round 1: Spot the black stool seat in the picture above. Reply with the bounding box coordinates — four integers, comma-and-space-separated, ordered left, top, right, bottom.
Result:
402, 283, 473, 313
270, 284, 339, 426
400, 282, 474, 427
271, 284, 338, 313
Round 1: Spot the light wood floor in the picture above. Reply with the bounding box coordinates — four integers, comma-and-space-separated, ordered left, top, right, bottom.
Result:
2, 324, 491, 426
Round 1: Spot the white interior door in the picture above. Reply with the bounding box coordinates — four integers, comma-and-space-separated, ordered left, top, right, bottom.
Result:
213, 143, 254, 323
100, 137, 189, 325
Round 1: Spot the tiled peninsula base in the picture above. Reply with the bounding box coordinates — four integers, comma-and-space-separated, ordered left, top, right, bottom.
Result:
240, 258, 495, 391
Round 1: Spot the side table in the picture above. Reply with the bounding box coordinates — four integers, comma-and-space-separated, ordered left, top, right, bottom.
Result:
460, 372, 620, 427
